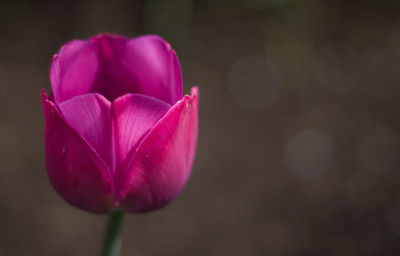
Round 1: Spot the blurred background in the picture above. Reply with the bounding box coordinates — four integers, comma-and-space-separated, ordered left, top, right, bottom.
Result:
1, 0, 400, 255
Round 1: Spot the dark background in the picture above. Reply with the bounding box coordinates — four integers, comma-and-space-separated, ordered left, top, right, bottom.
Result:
1, 0, 400, 255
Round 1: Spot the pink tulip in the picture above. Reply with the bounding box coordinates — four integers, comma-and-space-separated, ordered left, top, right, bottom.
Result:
42, 34, 198, 214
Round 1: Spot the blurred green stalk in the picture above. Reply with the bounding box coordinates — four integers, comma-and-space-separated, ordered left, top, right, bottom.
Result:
101, 210, 124, 256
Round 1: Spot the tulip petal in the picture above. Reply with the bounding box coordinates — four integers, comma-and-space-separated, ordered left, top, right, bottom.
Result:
113, 94, 170, 167
91, 34, 183, 104
58, 93, 113, 171
42, 91, 114, 213
51, 34, 182, 104
50, 40, 100, 103
118, 87, 198, 212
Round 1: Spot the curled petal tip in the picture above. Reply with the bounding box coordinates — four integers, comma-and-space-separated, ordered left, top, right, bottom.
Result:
51, 54, 59, 63
191, 86, 199, 98
191, 86, 199, 94
41, 88, 48, 100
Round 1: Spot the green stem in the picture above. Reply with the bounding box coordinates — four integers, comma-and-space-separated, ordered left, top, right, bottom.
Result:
101, 210, 124, 256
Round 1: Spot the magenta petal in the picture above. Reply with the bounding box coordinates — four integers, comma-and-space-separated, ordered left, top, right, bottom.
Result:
123, 35, 182, 104
50, 34, 183, 104
50, 40, 100, 103
42, 91, 114, 213
91, 34, 182, 104
119, 87, 199, 213
113, 94, 171, 166
58, 93, 113, 171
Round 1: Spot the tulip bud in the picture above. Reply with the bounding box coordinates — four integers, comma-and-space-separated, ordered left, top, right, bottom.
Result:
42, 34, 198, 214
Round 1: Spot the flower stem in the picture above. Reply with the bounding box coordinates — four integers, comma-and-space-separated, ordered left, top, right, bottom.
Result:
101, 210, 124, 256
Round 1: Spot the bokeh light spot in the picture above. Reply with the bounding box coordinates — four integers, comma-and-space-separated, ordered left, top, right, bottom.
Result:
229, 55, 280, 109
314, 41, 361, 93
359, 125, 400, 175
285, 129, 333, 180
0, 63, 7, 102
367, 49, 400, 99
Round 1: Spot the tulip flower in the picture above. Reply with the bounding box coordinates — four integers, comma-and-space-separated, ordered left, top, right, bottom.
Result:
41, 34, 198, 216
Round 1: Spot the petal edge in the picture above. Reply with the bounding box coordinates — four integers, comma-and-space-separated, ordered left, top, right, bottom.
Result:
119, 88, 199, 213
42, 91, 115, 213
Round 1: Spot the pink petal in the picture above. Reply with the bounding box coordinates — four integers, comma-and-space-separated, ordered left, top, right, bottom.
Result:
58, 93, 113, 171
50, 40, 100, 103
42, 90, 114, 213
95, 34, 183, 104
116, 35, 182, 104
50, 34, 182, 104
118, 87, 199, 213
112, 94, 171, 168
